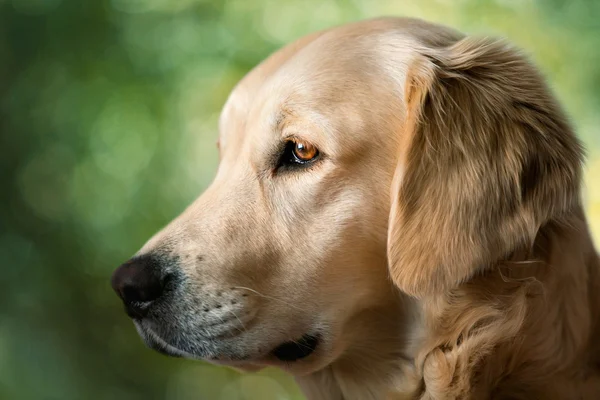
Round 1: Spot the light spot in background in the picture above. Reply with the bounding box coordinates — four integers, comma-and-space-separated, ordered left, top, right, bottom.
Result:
259, 0, 346, 43
176, 60, 232, 117
89, 94, 159, 185
182, 113, 220, 187
69, 158, 135, 229
110, 0, 165, 14
365, 0, 431, 20
166, 363, 239, 399
223, 0, 263, 27
433, 0, 468, 5
120, 15, 211, 72
110, 0, 153, 13
18, 144, 75, 221
259, 0, 313, 44
173, 62, 233, 193
492, 0, 533, 8
11, 0, 62, 15
221, 374, 291, 400
111, 0, 199, 14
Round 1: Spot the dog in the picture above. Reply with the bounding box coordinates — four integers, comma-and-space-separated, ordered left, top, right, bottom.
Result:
111, 17, 600, 399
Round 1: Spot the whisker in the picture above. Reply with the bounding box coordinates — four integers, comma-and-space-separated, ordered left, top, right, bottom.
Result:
232, 286, 306, 312
228, 308, 247, 334
211, 310, 228, 325
290, 338, 315, 351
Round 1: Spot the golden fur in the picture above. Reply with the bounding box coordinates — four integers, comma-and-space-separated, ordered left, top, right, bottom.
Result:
388, 27, 600, 400
124, 17, 600, 399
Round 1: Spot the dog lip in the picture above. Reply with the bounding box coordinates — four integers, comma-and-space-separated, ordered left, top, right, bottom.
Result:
270, 333, 320, 362
134, 320, 324, 366
134, 321, 199, 359
134, 321, 252, 362
148, 340, 183, 358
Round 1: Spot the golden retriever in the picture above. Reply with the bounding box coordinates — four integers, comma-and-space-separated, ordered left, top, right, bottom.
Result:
111, 17, 600, 399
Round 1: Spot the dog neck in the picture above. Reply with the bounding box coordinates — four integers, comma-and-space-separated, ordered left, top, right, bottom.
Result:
295, 294, 421, 400
412, 207, 600, 398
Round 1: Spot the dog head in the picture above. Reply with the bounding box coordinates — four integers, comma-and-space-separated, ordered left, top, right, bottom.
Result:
110, 17, 583, 379
110, 18, 451, 376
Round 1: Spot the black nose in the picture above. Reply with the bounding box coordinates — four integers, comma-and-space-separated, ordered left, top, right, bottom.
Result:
111, 255, 165, 318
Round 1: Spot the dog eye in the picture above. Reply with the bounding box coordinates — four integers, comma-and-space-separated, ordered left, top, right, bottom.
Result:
278, 139, 320, 168
292, 140, 318, 162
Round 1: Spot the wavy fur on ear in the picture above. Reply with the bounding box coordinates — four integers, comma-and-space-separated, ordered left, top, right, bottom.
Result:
387, 37, 584, 297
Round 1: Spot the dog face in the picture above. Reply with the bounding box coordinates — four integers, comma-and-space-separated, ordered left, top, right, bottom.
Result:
110, 18, 445, 376
110, 16, 583, 382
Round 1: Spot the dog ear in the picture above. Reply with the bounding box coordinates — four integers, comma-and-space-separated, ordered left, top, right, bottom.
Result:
387, 38, 584, 297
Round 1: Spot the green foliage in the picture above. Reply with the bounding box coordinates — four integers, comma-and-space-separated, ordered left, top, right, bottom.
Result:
1, 0, 599, 399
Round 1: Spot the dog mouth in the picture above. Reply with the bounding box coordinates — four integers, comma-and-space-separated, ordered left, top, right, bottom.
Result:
270, 334, 320, 362
137, 320, 321, 365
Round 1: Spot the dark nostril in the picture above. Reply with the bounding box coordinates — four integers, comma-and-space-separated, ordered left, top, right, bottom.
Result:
111, 255, 165, 311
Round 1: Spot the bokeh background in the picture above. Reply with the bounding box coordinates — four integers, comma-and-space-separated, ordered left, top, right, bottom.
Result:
1, 0, 599, 399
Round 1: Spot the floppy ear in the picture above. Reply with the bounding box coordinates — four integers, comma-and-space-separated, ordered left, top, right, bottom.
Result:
387, 37, 584, 297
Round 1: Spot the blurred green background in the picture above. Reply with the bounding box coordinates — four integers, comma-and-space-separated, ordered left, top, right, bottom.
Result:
1, 0, 599, 399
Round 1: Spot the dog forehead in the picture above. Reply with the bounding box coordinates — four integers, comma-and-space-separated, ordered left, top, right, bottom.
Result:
217, 17, 460, 151
219, 29, 385, 139
218, 29, 329, 141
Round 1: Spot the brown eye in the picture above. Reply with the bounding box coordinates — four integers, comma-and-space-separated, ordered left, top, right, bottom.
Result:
277, 139, 320, 170
292, 140, 318, 162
